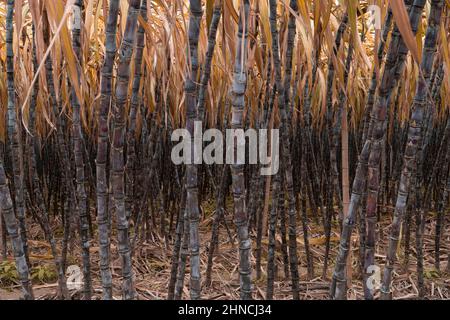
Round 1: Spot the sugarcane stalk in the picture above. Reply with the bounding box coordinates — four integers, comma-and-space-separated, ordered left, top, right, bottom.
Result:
380, 0, 444, 300
184, 0, 203, 300
331, 0, 424, 300
96, 0, 120, 300
6, 0, 30, 272
268, 0, 300, 300
111, 0, 142, 300
70, 0, 92, 300
266, 171, 281, 299
229, 0, 252, 300
125, 0, 148, 223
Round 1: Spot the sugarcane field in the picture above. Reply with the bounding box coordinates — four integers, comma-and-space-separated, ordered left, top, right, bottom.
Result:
0, 0, 449, 304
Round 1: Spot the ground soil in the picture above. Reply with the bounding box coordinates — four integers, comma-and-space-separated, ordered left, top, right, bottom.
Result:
1, 200, 449, 300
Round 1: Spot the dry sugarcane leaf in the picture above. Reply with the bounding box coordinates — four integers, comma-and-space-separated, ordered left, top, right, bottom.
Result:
440, 21, 450, 85
348, 0, 358, 48
259, 0, 271, 46
45, 0, 83, 105
283, 0, 313, 86
225, 0, 239, 23
206, 0, 215, 30
84, 0, 95, 39
308, 235, 341, 246
390, 0, 420, 64
20, 0, 82, 134
13, 0, 23, 56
